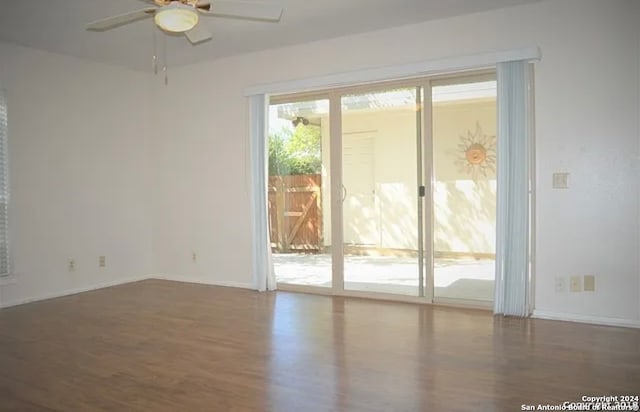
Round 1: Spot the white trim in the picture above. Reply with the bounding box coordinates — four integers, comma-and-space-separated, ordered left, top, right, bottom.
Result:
528, 63, 537, 316
0, 275, 256, 309
0, 275, 150, 309
422, 80, 434, 302
533, 310, 640, 329
329, 92, 344, 295
152, 274, 253, 290
5, 276, 638, 330
244, 47, 541, 96
0, 89, 9, 278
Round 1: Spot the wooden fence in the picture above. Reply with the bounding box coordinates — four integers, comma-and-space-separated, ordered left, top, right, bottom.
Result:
268, 174, 323, 252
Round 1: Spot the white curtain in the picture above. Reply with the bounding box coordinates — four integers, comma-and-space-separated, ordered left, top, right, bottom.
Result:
249, 94, 276, 291
494, 61, 533, 317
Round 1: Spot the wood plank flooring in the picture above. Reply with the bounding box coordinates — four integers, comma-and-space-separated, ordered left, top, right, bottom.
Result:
0, 279, 638, 411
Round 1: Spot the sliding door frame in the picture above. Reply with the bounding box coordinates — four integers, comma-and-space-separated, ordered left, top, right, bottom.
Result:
428, 71, 497, 309
421, 79, 435, 302
329, 92, 344, 296
272, 69, 497, 310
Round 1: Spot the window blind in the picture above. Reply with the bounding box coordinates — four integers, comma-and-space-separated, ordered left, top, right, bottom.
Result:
493, 61, 533, 317
0, 89, 9, 277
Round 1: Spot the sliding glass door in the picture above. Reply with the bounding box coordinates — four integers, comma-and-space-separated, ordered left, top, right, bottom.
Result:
268, 98, 332, 288
341, 87, 422, 296
431, 75, 497, 303
268, 72, 497, 306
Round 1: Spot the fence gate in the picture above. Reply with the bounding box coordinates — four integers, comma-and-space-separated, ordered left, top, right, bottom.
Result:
268, 174, 322, 252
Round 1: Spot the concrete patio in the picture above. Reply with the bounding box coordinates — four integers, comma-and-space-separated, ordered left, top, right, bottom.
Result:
273, 253, 495, 301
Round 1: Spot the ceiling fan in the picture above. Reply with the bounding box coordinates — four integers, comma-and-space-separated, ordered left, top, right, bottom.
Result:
87, 0, 284, 45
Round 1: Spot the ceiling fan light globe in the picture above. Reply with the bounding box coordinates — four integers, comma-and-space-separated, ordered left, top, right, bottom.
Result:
155, 2, 199, 33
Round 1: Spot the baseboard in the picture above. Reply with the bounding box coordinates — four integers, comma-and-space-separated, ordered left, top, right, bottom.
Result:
0, 275, 151, 309
0, 274, 256, 309
150, 274, 254, 290
533, 310, 640, 329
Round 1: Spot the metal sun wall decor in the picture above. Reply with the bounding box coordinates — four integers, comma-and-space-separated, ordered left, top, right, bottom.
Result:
455, 121, 496, 180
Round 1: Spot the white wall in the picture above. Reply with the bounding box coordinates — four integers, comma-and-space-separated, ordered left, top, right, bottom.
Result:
0, 41, 152, 306
149, 72, 255, 288
151, 0, 640, 323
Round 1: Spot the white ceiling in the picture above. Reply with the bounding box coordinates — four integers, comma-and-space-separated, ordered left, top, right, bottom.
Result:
0, 0, 542, 71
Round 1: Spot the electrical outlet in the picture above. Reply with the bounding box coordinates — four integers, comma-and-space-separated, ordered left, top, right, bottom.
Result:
583, 275, 595, 292
570, 275, 582, 292
99, 256, 106, 267
552, 172, 569, 189
192, 252, 197, 263
554, 276, 566, 292
68, 258, 76, 272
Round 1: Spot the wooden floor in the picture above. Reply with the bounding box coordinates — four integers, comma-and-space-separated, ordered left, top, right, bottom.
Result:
0, 280, 638, 411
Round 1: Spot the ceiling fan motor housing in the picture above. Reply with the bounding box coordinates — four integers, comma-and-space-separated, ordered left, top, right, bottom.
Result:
155, 0, 207, 6
86, 0, 282, 42
155, 2, 200, 33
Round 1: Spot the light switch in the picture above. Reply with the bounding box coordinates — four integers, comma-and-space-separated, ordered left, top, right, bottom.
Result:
553, 172, 569, 189
570, 275, 582, 292
584, 275, 595, 292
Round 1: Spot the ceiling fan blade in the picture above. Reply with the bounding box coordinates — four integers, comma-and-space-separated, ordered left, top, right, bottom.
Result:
185, 25, 213, 45
197, 0, 283, 22
87, 8, 156, 31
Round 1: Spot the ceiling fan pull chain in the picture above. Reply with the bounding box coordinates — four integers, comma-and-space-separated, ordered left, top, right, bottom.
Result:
86, 1, 283, 53
152, 22, 158, 75
163, 33, 168, 86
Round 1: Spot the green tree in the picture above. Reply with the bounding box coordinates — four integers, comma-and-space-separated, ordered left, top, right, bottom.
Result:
268, 132, 291, 176
269, 124, 322, 176
287, 124, 321, 157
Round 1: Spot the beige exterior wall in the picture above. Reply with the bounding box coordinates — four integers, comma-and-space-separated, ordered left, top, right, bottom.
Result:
433, 99, 497, 255
320, 98, 496, 255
